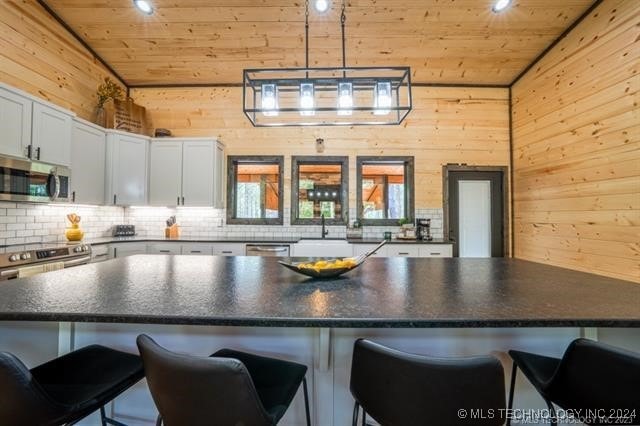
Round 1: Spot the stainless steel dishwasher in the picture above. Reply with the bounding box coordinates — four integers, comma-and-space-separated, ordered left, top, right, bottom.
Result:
245, 244, 290, 257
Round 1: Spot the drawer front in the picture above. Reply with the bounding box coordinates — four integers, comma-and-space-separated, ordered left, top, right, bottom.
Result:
352, 244, 388, 258
181, 244, 214, 255
213, 243, 245, 256
387, 245, 421, 258
418, 245, 453, 257
147, 243, 181, 255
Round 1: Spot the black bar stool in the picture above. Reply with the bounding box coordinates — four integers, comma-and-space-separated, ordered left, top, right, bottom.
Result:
0, 344, 144, 426
508, 338, 640, 426
136, 334, 311, 426
350, 338, 506, 426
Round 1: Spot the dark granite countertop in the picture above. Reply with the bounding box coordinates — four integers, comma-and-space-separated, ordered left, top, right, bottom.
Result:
0, 256, 637, 327
0, 237, 452, 252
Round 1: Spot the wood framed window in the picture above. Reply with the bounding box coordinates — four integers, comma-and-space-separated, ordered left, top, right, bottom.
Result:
356, 156, 415, 226
227, 156, 284, 225
291, 156, 349, 225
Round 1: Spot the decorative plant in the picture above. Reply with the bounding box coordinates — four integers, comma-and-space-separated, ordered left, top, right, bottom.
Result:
398, 217, 411, 226
96, 77, 123, 108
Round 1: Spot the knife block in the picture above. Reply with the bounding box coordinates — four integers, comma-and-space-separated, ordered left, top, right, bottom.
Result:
165, 224, 180, 238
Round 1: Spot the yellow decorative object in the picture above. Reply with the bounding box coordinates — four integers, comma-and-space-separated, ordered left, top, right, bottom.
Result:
65, 213, 84, 241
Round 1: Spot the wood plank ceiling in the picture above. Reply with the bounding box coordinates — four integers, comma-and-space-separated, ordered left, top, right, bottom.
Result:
43, 0, 595, 86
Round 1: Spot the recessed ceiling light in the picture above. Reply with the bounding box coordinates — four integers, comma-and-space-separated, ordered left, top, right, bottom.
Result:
133, 0, 154, 15
492, 0, 512, 13
314, 0, 330, 13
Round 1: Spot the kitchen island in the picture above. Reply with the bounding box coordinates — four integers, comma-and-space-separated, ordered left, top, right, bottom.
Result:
0, 255, 638, 425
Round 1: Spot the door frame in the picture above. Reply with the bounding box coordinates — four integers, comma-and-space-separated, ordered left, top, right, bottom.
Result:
442, 165, 510, 257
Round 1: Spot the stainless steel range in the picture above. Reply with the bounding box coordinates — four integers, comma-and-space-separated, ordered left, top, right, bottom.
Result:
0, 244, 91, 280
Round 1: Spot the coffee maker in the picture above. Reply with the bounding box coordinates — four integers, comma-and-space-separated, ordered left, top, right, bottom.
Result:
416, 218, 433, 241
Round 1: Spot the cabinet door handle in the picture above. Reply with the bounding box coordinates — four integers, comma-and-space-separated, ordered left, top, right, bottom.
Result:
26, 144, 32, 159
177, 196, 180, 205
190, 250, 202, 253
35, 147, 41, 160
113, 194, 117, 205
181, 196, 185, 205
430, 252, 441, 256
72, 191, 76, 203
221, 250, 233, 254
398, 252, 409, 255
159, 250, 171, 253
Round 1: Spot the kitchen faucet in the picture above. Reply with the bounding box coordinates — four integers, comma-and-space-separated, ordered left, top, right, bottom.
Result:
321, 214, 329, 239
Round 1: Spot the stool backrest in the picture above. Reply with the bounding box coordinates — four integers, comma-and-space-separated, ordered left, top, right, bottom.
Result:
136, 334, 273, 426
547, 338, 640, 411
0, 352, 64, 425
350, 339, 505, 426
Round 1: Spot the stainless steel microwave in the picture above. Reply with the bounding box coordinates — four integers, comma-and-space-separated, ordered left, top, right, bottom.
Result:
0, 156, 70, 203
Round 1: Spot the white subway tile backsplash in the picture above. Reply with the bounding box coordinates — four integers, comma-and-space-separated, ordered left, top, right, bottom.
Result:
0, 200, 444, 247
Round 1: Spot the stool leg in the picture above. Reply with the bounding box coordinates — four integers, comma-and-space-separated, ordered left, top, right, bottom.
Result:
544, 399, 557, 426
352, 402, 359, 426
302, 377, 311, 426
100, 406, 108, 426
507, 362, 518, 426
156, 414, 163, 426
362, 410, 366, 426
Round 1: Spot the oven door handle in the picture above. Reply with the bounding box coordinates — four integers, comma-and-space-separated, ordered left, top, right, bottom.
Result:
63, 256, 91, 267
0, 269, 19, 279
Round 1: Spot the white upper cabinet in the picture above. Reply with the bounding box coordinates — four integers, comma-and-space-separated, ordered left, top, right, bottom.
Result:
0, 86, 32, 159
32, 102, 73, 166
106, 131, 149, 206
214, 142, 225, 208
149, 138, 222, 207
71, 119, 106, 205
149, 140, 183, 206
182, 140, 216, 206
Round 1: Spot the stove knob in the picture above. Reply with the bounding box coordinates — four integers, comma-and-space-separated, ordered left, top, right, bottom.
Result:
20, 253, 29, 260
74, 246, 82, 253
9, 254, 19, 262
83, 245, 90, 251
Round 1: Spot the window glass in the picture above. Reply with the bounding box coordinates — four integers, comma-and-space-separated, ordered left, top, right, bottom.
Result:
292, 157, 348, 224
297, 164, 343, 220
357, 158, 414, 224
228, 157, 283, 225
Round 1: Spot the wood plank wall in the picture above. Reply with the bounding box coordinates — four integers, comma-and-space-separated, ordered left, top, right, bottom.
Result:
512, 0, 640, 282
131, 86, 510, 215
0, 0, 124, 121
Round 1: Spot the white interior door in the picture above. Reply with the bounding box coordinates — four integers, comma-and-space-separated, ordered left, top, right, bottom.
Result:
458, 180, 491, 257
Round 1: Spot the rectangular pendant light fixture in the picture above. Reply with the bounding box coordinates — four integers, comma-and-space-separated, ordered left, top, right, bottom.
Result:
243, 67, 411, 127
242, 0, 412, 127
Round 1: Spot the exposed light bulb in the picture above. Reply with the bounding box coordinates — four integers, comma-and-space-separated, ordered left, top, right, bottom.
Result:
374, 81, 392, 116
261, 84, 279, 117
337, 82, 353, 116
492, 0, 512, 13
300, 82, 315, 116
314, 0, 330, 13
133, 0, 154, 15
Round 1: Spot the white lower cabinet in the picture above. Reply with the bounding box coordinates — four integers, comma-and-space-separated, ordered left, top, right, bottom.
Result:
386, 245, 421, 258
147, 243, 182, 255
112, 243, 147, 258
214, 243, 245, 256
418, 244, 453, 257
181, 244, 214, 255
352, 244, 388, 258
353, 243, 452, 258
